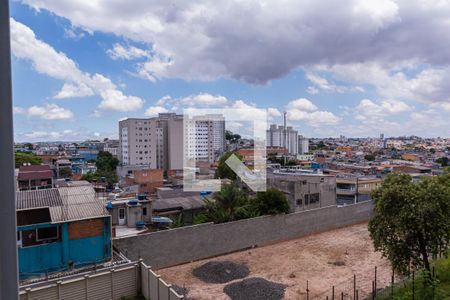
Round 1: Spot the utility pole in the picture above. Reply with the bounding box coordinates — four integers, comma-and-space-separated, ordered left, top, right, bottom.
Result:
0, 0, 19, 298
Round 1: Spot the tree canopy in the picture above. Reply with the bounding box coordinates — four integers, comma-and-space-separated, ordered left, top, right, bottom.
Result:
254, 188, 290, 215
436, 156, 449, 167
214, 151, 243, 180
81, 151, 119, 188
15, 152, 42, 168
364, 154, 376, 161
368, 173, 450, 276
197, 184, 289, 224
58, 167, 72, 178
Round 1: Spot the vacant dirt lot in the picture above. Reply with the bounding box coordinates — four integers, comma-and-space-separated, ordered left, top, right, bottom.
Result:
158, 223, 392, 300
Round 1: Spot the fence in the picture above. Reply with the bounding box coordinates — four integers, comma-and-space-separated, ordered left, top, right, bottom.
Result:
309, 262, 398, 300
115, 201, 374, 269
140, 261, 184, 300
19, 260, 184, 300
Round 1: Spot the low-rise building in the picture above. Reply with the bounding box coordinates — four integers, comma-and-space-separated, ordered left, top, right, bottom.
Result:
267, 171, 336, 212
16, 186, 111, 278
17, 164, 53, 191
123, 168, 164, 194
336, 177, 382, 205
107, 195, 152, 230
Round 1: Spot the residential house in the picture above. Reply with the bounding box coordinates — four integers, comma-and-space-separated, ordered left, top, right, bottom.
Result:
336, 177, 382, 205
267, 171, 336, 212
16, 185, 111, 278
17, 164, 53, 191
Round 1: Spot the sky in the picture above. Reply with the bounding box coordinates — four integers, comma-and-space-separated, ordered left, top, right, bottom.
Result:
10, 0, 450, 142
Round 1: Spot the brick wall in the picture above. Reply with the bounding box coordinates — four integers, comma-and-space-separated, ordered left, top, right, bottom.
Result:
69, 219, 104, 240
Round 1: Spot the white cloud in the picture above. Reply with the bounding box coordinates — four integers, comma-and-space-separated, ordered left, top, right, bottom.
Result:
180, 93, 228, 106
20, 0, 450, 119
305, 72, 364, 94
155, 95, 172, 106
356, 98, 412, 117
144, 106, 169, 117
267, 107, 281, 119
287, 98, 318, 112
63, 27, 85, 40
10, 18, 144, 112
319, 63, 450, 105
14, 104, 74, 120
21, 0, 450, 87
54, 82, 94, 99
286, 98, 340, 125
17, 129, 115, 142
107, 43, 151, 60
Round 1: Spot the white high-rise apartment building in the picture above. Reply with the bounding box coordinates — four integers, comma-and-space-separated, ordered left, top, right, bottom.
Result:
184, 114, 226, 163
266, 124, 298, 155
119, 113, 225, 170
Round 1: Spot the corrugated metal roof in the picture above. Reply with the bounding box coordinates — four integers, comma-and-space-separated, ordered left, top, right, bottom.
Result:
153, 195, 206, 211
51, 186, 109, 223
16, 189, 62, 210
16, 186, 109, 223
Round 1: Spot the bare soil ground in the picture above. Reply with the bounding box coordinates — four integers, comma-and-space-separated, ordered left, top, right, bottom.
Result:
158, 223, 392, 300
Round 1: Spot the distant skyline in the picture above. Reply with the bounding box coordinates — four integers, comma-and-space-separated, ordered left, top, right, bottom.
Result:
10, 1, 450, 142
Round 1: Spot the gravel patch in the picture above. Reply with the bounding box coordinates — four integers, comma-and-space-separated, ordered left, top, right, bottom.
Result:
223, 277, 286, 300
192, 261, 250, 284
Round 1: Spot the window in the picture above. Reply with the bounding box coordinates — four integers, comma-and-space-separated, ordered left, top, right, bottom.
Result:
143, 207, 147, 216
119, 208, 125, 219
296, 198, 302, 206
36, 226, 59, 241
308, 193, 320, 204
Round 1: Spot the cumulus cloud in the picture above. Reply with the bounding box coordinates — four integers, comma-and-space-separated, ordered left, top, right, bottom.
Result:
286, 98, 340, 125
14, 104, 74, 120
180, 93, 228, 106
305, 73, 364, 94
107, 43, 151, 60
354, 98, 412, 124
10, 18, 144, 112
17, 129, 115, 142
144, 106, 169, 117
316, 63, 450, 105
18, 0, 450, 88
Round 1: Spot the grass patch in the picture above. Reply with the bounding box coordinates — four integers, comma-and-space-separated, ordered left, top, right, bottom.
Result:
375, 254, 450, 300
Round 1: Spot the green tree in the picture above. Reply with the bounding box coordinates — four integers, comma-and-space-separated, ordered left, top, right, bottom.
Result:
214, 151, 243, 180
368, 174, 450, 277
59, 167, 72, 178
254, 188, 290, 215
15, 152, 42, 168
436, 156, 449, 167
364, 154, 376, 161
96, 151, 119, 172
211, 183, 248, 222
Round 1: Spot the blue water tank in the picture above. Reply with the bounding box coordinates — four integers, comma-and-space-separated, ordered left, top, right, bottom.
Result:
128, 200, 138, 206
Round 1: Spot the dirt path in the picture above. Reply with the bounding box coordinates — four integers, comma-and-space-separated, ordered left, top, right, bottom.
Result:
158, 223, 391, 300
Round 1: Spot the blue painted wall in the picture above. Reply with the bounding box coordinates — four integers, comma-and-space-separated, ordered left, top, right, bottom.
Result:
18, 218, 111, 278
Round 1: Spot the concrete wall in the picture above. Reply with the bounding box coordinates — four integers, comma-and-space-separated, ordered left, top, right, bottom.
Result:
19, 263, 139, 300
267, 173, 336, 212
114, 201, 373, 269
19, 261, 184, 300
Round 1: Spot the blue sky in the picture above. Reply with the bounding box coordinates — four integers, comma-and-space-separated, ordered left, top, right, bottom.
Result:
10, 0, 450, 142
